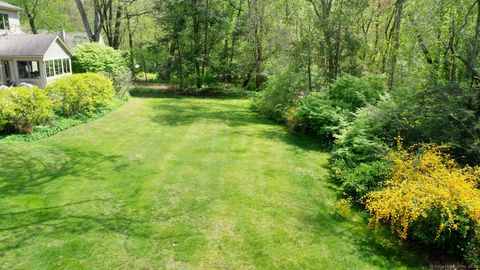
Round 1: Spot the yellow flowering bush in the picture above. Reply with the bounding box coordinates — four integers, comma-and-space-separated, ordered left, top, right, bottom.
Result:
365, 142, 480, 263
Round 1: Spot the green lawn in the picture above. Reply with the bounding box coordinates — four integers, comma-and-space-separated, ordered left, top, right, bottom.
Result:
0, 96, 426, 269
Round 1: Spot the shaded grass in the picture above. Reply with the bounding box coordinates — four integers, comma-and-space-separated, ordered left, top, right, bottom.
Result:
0, 97, 427, 269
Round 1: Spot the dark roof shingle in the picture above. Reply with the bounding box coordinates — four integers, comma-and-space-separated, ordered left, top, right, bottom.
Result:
0, 1, 22, 12
0, 34, 58, 57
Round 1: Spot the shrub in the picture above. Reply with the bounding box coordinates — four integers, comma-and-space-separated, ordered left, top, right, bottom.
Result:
340, 161, 393, 203
332, 97, 394, 168
47, 73, 115, 116
99, 70, 132, 99
296, 92, 345, 141
0, 86, 53, 133
366, 143, 480, 264
72, 43, 128, 74
255, 66, 309, 121
329, 74, 387, 115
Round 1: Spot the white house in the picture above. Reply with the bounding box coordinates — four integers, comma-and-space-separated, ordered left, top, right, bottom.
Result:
0, 1, 72, 89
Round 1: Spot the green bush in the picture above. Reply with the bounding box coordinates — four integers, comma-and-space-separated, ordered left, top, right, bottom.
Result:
329, 74, 387, 115
47, 73, 115, 116
0, 86, 54, 133
254, 66, 309, 121
296, 92, 345, 141
340, 161, 392, 203
332, 100, 392, 168
72, 43, 128, 74
466, 235, 480, 267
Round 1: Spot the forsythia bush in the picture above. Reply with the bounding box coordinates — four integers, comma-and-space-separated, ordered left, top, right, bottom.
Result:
0, 86, 54, 133
47, 73, 115, 116
366, 142, 480, 263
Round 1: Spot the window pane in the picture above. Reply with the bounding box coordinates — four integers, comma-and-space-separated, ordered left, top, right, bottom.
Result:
0, 14, 5, 30
18, 61, 40, 79
62, 59, 67, 73
46, 60, 54, 77
4, 14, 8, 29
55, 60, 62, 75
50, 61, 54, 76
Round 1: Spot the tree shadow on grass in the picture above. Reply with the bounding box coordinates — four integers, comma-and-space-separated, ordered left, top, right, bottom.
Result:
0, 147, 122, 199
151, 101, 269, 127
0, 146, 212, 259
150, 99, 330, 152
0, 198, 147, 257
298, 176, 429, 269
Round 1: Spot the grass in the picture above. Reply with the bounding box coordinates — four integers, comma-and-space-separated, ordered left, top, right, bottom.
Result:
0, 95, 427, 269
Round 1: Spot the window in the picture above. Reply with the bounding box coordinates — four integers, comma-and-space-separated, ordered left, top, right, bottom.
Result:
45, 59, 70, 77
55, 59, 63, 75
17, 61, 41, 79
62, 59, 68, 73
45, 60, 54, 77
0, 14, 9, 30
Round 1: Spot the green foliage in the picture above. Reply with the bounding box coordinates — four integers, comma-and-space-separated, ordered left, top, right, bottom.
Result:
47, 73, 115, 116
0, 86, 54, 133
390, 85, 480, 164
466, 234, 480, 267
332, 99, 393, 167
329, 74, 388, 114
72, 43, 128, 74
339, 161, 393, 204
254, 66, 309, 121
296, 92, 344, 141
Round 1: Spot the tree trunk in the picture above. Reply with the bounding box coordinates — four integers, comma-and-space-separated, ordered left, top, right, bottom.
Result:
75, 0, 94, 41
127, 15, 134, 72
112, 6, 123, 49
28, 16, 37, 34
473, 0, 480, 120
387, 0, 405, 89
192, 0, 202, 88
201, 0, 210, 83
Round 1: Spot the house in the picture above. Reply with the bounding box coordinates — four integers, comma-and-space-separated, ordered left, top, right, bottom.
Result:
0, 1, 72, 89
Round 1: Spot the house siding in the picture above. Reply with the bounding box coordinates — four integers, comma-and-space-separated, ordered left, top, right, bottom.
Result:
0, 10, 21, 34
44, 39, 72, 87
44, 40, 71, 60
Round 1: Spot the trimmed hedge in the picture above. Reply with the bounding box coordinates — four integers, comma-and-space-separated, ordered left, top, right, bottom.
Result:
47, 73, 115, 116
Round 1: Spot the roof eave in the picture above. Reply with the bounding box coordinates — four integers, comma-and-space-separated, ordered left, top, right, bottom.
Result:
0, 7, 22, 12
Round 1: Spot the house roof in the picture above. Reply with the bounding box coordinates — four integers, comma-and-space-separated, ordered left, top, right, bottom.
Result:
0, 1, 22, 12
0, 34, 72, 57
61, 31, 105, 49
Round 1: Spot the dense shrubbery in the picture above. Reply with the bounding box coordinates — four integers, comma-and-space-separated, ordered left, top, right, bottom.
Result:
0, 87, 54, 133
72, 43, 128, 74
252, 66, 309, 121
329, 74, 387, 115
366, 144, 480, 261
254, 71, 480, 266
72, 43, 131, 98
296, 93, 344, 142
47, 73, 115, 116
